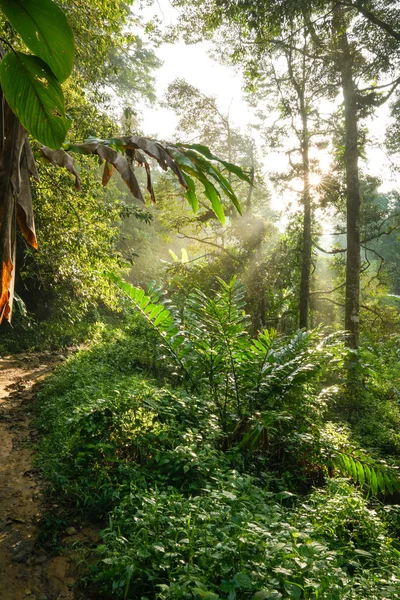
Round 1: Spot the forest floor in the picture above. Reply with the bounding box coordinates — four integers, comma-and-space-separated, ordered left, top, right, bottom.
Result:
0, 352, 78, 600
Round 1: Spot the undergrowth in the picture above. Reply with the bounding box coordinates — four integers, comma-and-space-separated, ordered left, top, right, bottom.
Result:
34, 279, 400, 599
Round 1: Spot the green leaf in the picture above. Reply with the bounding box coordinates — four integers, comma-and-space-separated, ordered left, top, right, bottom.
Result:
184, 173, 199, 212
377, 470, 386, 494
171, 150, 225, 223
340, 453, 351, 474
354, 549, 373, 557
349, 457, 358, 483
202, 178, 225, 224
234, 573, 252, 589
364, 463, 371, 486
252, 593, 281, 600
182, 143, 252, 184
193, 589, 220, 600
384, 473, 394, 495
370, 468, 378, 496
0, 52, 70, 148
0, 0, 74, 82
184, 149, 242, 214
356, 461, 365, 486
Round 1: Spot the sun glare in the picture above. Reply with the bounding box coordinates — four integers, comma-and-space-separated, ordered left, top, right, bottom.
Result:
309, 172, 322, 187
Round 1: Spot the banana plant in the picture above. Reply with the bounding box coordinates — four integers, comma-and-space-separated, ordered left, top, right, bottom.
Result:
0, 0, 249, 322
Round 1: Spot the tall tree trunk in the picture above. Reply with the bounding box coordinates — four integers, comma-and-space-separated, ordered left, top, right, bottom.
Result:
286, 43, 312, 329
334, 9, 361, 348
299, 117, 312, 330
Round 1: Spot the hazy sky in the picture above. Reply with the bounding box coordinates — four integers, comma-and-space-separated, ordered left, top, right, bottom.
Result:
138, 0, 395, 201
139, 0, 253, 140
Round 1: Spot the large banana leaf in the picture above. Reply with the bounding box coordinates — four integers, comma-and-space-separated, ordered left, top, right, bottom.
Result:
0, 52, 71, 149
0, 131, 246, 323
63, 137, 246, 226
0, 0, 74, 82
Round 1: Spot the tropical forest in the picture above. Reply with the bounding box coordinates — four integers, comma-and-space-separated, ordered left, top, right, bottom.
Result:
1, 0, 400, 599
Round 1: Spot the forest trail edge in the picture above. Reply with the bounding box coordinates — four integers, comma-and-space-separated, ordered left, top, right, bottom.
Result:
0, 353, 77, 600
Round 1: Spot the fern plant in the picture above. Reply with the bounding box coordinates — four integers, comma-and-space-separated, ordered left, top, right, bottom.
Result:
330, 448, 400, 496
109, 273, 400, 493
110, 274, 341, 422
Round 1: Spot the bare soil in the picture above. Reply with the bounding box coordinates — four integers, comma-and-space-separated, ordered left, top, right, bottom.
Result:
0, 353, 78, 600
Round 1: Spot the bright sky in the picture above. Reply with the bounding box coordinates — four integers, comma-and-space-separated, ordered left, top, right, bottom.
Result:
139, 0, 254, 139
137, 0, 396, 208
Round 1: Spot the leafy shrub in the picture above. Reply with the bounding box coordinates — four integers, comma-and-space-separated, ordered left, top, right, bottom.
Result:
111, 275, 344, 433
93, 478, 400, 599
349, 338, 400, 456
34, 286, 400, 599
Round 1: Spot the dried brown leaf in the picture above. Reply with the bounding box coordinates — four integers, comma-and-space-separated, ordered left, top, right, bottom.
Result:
40, 146, 81, 191
102, 161, 114, 187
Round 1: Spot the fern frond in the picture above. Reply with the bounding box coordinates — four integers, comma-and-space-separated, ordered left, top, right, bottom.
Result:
107, 273, 195, 388
333, 451, 400, 496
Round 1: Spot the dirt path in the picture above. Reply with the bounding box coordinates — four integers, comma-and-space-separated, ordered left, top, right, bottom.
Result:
0, 353, 77, 600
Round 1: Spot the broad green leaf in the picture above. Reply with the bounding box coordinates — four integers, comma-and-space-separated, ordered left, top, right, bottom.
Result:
172, 150, 225, 223
0, 53, 70, 148
234, 573, 252, 589
340, 453, 351, 474
182, 143, 252, 184
384, 473, 394, 495
169, 249, 179, 262
377, 470, 386, 494
349, 457, 358, 483
364, 463, 371, 485
184, 149, 242, 214
184, 173, 199, 212
354, 549, 373, 557
193, 589, 220, 600
0, 0, 74, 82
202, 178, 225, 224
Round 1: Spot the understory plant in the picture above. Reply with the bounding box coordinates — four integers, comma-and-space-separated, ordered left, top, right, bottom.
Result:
111, 275, 341, 426
35, 331, 400, 599
110, 274, 400, 492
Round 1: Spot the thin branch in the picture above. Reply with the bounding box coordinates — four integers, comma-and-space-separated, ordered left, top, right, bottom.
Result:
310, 281, 346, 296
176, 233, 243, 263
316, 297, 345, 308
362, 245, 385, 287
339, 1, 400, 42
314, 242, 347, 254
358, 76, 400, 93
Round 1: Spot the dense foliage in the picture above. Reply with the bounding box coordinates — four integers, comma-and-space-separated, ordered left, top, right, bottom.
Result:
1, 0, 400, 598
34, 280, 400, 599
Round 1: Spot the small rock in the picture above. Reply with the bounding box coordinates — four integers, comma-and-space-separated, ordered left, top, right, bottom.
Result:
65, 526, 77, 536
12, 540, 34, 563
34, 554, 48, 564
0, 520, 9, 532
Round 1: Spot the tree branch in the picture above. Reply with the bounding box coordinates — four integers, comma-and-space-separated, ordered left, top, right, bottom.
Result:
314, 242, 347, 254
176, 233, 243, 263
339, 1, 400, 41
310, 281, 346, 296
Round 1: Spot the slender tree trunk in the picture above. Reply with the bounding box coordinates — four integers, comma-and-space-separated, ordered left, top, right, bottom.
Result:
286, 44, 312, 329
299, 119, 312, 329
334, 9, 361, 348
